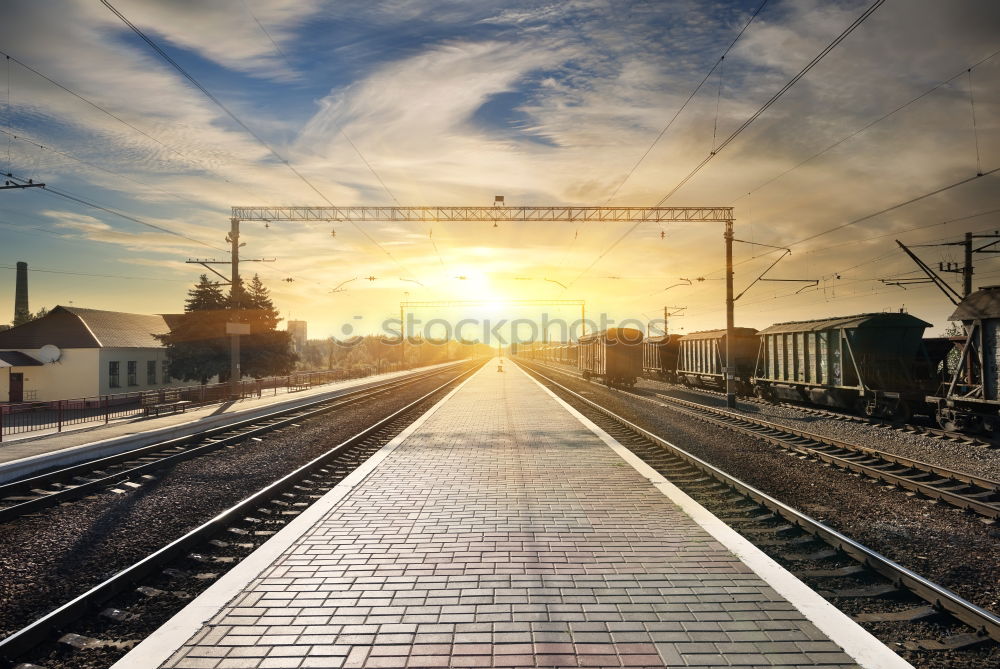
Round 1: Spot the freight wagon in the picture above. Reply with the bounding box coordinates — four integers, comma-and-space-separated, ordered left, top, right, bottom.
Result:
928, 286, 1000, 433
752, 313, 936, 421
676, 328, 758, 393
642, 334, 681, 382
578, 328, 643, 387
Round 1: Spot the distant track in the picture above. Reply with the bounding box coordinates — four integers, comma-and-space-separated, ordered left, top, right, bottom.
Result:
0, 363, 468, 524
523, 360, 1000, 519
0, 362, 482, 665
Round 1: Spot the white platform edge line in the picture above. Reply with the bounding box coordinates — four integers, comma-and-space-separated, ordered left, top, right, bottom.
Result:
517, 364, 913, 669
110, 363, 485, 669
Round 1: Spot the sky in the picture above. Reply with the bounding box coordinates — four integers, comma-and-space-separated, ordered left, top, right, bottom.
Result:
1, 0, 998, 342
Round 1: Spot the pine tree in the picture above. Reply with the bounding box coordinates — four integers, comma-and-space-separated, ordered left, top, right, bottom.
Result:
233, 274, 296, 378
185, 274, 227, 311
159, 274, 297, 383
156, 275, 229, 384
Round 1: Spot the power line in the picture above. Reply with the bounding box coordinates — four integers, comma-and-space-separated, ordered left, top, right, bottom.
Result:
100, 0, 421, 282
236, 1, 447, 270
0, 263, 190, 282
655, 0, 886, 206
603, 0, 769, 205
566, 0, 884, 291
0, 49, 262, 198
5, 171, 226, 251
0, 128, 207, 207
790, 167, 1000, 247
731, 47, 1000, 205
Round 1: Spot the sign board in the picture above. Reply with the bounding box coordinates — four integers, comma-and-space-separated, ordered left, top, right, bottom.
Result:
226, 322, 251, 335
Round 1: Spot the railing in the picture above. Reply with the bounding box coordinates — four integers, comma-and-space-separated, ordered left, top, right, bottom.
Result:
0, 363, 405, 442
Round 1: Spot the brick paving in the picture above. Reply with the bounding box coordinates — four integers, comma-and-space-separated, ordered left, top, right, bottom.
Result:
161, 363, 859, 668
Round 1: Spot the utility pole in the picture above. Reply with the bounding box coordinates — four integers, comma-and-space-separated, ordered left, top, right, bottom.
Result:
399, 302, 405, 369
964, 231, 974, 297
228, 218, 241, 397
902, 231, 1000, 302
724, 220, 736, 408
187, 219, 274, 398
662, 306, 685, 336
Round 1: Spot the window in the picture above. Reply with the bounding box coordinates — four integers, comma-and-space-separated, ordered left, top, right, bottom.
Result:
127, 361, 138, 386
162, 360, 170, 383
147, 360, 157, 385
109, 361, 120, 388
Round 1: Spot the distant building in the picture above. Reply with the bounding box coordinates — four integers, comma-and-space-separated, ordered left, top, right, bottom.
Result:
0, 305, 188, 402
287, 320, 307, 352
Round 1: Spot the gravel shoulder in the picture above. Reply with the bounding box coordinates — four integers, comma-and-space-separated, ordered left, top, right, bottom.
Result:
0, 366, 471, 641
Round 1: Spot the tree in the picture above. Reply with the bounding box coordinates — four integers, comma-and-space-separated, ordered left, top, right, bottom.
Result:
157, 274, 297, 383
12, 306, 49, 327
156, 275, 230, 384
235, 274, 297, 377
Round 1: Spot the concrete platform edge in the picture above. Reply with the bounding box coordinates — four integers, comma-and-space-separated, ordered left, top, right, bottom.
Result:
521, 365, 913, 669
0, 363, 458, 485
109, 365, 481, 669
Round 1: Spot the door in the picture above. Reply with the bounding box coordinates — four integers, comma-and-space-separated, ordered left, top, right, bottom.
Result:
9, 372, 24, 403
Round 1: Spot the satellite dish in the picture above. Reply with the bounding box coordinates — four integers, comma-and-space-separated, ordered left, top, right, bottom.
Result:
38, 344, 61, 363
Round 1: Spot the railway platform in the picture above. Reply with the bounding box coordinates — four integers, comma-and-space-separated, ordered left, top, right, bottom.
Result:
113, 360, 907, 669
0, 362, 459, 483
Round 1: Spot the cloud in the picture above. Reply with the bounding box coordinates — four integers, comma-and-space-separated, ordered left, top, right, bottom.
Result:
1, 0, 998, 335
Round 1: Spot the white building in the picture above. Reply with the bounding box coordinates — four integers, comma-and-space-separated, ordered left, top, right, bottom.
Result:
0, 306, 187, 402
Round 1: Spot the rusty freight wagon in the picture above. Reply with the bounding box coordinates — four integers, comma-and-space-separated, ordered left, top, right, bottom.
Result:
928, 286, 1000, 433
753, 313, 935, 421
676, 328, 758, 393
642, 334, 681, 381
578, 328, 643, 387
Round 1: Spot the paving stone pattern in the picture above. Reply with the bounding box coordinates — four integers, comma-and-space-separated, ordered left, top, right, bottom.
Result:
164, 365, 858, 668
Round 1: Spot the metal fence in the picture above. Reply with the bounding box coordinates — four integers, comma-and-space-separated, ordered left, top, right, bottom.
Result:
0, 364, 395, 442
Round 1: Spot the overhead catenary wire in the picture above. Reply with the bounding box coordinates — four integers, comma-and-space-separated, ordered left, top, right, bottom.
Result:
654, 0, 886, 207
99, 0, 421, 283
0, 264, 190, 282
238, 1, 446, 269
0, 50, 267, 201
0, 128, 208, 208
4, 171, 226, 252
731, 47, 1000, 205
602, 0, 769, 206
789, 166, 1000, 248
565, 0, 884, 292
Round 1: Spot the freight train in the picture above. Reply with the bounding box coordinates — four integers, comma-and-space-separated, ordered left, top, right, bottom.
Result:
512, 309, 964, 427
578, 328, 643, 387
926, 285, 1000, 434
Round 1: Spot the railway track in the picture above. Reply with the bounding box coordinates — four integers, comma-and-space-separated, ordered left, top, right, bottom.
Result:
525, 361, 1000, 519
0, 362, 470, 524
666, 379, 994, 448
642, 392, 1000, 520
519, 361, 1000, 661
0, 362, 480, 668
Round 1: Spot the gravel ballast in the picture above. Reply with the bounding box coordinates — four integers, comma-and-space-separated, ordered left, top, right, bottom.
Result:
0, 364, 474, 645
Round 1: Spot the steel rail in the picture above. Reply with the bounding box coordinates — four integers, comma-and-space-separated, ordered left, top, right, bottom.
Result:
677, 382, 991, 447
645, 394, 1000, 518
523, 359, 1000, 518
518, 361, 1000, 643
0, 363, 469, 523
0, 363, 481, 661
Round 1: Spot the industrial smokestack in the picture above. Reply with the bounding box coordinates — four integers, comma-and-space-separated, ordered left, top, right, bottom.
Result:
14, 261, 28, 324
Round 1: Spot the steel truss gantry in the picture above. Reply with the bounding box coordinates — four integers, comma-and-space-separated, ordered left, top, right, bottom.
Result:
231, 206, 733, 223
223, 204, 739, 406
